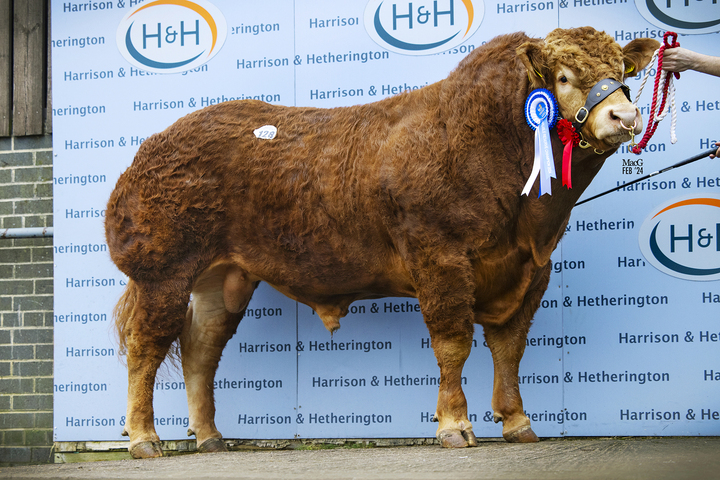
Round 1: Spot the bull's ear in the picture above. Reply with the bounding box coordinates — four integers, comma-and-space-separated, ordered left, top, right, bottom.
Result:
517, 41, 548, 89
622, 38, 660, 79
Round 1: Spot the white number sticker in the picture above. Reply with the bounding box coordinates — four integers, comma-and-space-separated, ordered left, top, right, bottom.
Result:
253, 125, 277, 140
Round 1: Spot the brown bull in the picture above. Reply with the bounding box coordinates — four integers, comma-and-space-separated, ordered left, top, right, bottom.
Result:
105, 27, 658, 458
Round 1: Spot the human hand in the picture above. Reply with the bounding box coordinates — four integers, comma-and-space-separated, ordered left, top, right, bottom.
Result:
663, 48, 720, 77
662, 47, 697, 73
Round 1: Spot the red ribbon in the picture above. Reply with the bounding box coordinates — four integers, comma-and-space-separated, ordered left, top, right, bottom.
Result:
557, 119, 580, 188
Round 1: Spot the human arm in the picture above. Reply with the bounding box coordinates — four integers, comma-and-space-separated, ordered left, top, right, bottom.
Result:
663, 47, 720, 77
661, 49, 720, 158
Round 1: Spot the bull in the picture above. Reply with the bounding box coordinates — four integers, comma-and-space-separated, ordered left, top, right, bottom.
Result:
105, 27, 659, 458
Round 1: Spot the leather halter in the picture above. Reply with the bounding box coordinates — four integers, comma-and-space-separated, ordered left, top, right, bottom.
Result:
568, 78, 631, 154
571, 78, 631, 133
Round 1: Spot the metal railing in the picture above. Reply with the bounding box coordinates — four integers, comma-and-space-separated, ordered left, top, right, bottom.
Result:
0, 227, 54, 239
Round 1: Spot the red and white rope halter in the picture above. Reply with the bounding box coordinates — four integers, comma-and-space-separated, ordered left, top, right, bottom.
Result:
630, 32, 680, 155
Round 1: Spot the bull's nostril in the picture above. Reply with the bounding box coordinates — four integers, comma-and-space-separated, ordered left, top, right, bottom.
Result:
608, 109, 624, 121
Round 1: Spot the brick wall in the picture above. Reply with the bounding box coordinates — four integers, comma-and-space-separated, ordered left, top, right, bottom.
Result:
0, 134, 54, 465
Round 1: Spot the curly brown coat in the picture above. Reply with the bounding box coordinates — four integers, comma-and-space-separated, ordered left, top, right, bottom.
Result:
105, 27, 658, 458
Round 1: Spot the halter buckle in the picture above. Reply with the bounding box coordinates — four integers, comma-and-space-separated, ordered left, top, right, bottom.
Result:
575, 107, 589, 124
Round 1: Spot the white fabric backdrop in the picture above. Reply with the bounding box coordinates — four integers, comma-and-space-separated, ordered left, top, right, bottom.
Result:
52, 0, 720, 441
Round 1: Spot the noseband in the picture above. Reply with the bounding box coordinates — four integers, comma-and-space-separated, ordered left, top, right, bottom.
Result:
569, 78, 631, 153
572, 78, 630, 129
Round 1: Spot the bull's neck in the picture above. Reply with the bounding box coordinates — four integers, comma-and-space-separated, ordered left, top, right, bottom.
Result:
432, 44, 616, 267
518, 136, 614, 266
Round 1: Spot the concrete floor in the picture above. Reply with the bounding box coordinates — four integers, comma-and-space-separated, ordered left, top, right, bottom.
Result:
2, 437, 719, 480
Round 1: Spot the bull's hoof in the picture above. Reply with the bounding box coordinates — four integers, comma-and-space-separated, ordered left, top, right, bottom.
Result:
130, 441, 164, 459
197, 438, 228, 453
438, 429, 477, 448
503, 425, 539, 443
463, 428, 478, 447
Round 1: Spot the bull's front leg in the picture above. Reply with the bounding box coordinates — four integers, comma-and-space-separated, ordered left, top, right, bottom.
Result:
428, 325, 476, 447
416, 259, 478, 448
483, 320, 538, 443
481, 273, 548, 444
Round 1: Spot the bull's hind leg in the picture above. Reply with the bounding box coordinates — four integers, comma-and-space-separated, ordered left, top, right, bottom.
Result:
122, 282, 189, 458
415, 258, 478, 448
180, 264, 257, 453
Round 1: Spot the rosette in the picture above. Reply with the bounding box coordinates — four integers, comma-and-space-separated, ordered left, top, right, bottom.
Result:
522, 89, 558, 197
556, 119, 581, 189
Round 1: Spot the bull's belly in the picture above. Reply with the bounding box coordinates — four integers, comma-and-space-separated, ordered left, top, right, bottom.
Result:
203, 223, 414, 322
233, 250, 416, 302
222, 206, 413, 293
198, 247, 416, 333
198, 240, 547, 333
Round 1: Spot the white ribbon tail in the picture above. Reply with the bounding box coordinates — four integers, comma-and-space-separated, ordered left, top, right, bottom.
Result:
522, 129, 542, 196
538, 117, 555, 196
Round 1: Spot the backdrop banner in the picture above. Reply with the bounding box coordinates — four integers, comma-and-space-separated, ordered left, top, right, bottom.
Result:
52, 0, 720, 442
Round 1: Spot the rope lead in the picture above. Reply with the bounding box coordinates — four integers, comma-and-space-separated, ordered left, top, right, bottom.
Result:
630, 32, 680, 154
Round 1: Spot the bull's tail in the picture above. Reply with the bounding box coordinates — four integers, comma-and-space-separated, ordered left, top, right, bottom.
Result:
114, 279, 139, 359
113, 279, 182, 370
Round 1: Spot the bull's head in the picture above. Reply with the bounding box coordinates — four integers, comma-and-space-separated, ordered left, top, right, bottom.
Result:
517, 27, 659, 153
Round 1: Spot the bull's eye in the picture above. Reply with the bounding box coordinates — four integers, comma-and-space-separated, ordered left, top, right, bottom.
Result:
559, 76, 568, 84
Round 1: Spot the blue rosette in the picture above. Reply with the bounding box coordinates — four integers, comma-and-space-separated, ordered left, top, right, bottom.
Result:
524, 88, 558, 130
522, 89, 558, 197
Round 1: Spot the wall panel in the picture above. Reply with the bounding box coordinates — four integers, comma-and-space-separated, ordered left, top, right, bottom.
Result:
51, 0, 720, 442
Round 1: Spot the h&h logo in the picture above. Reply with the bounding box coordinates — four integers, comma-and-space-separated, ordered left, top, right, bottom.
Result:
364, 0, 484, 55
635, 0, 720, 35
116, 0, 227, 74
639, 195, 720, 281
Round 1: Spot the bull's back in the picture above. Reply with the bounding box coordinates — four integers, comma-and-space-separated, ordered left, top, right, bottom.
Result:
217, 100, 412, 296
106, 99, 414, 295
